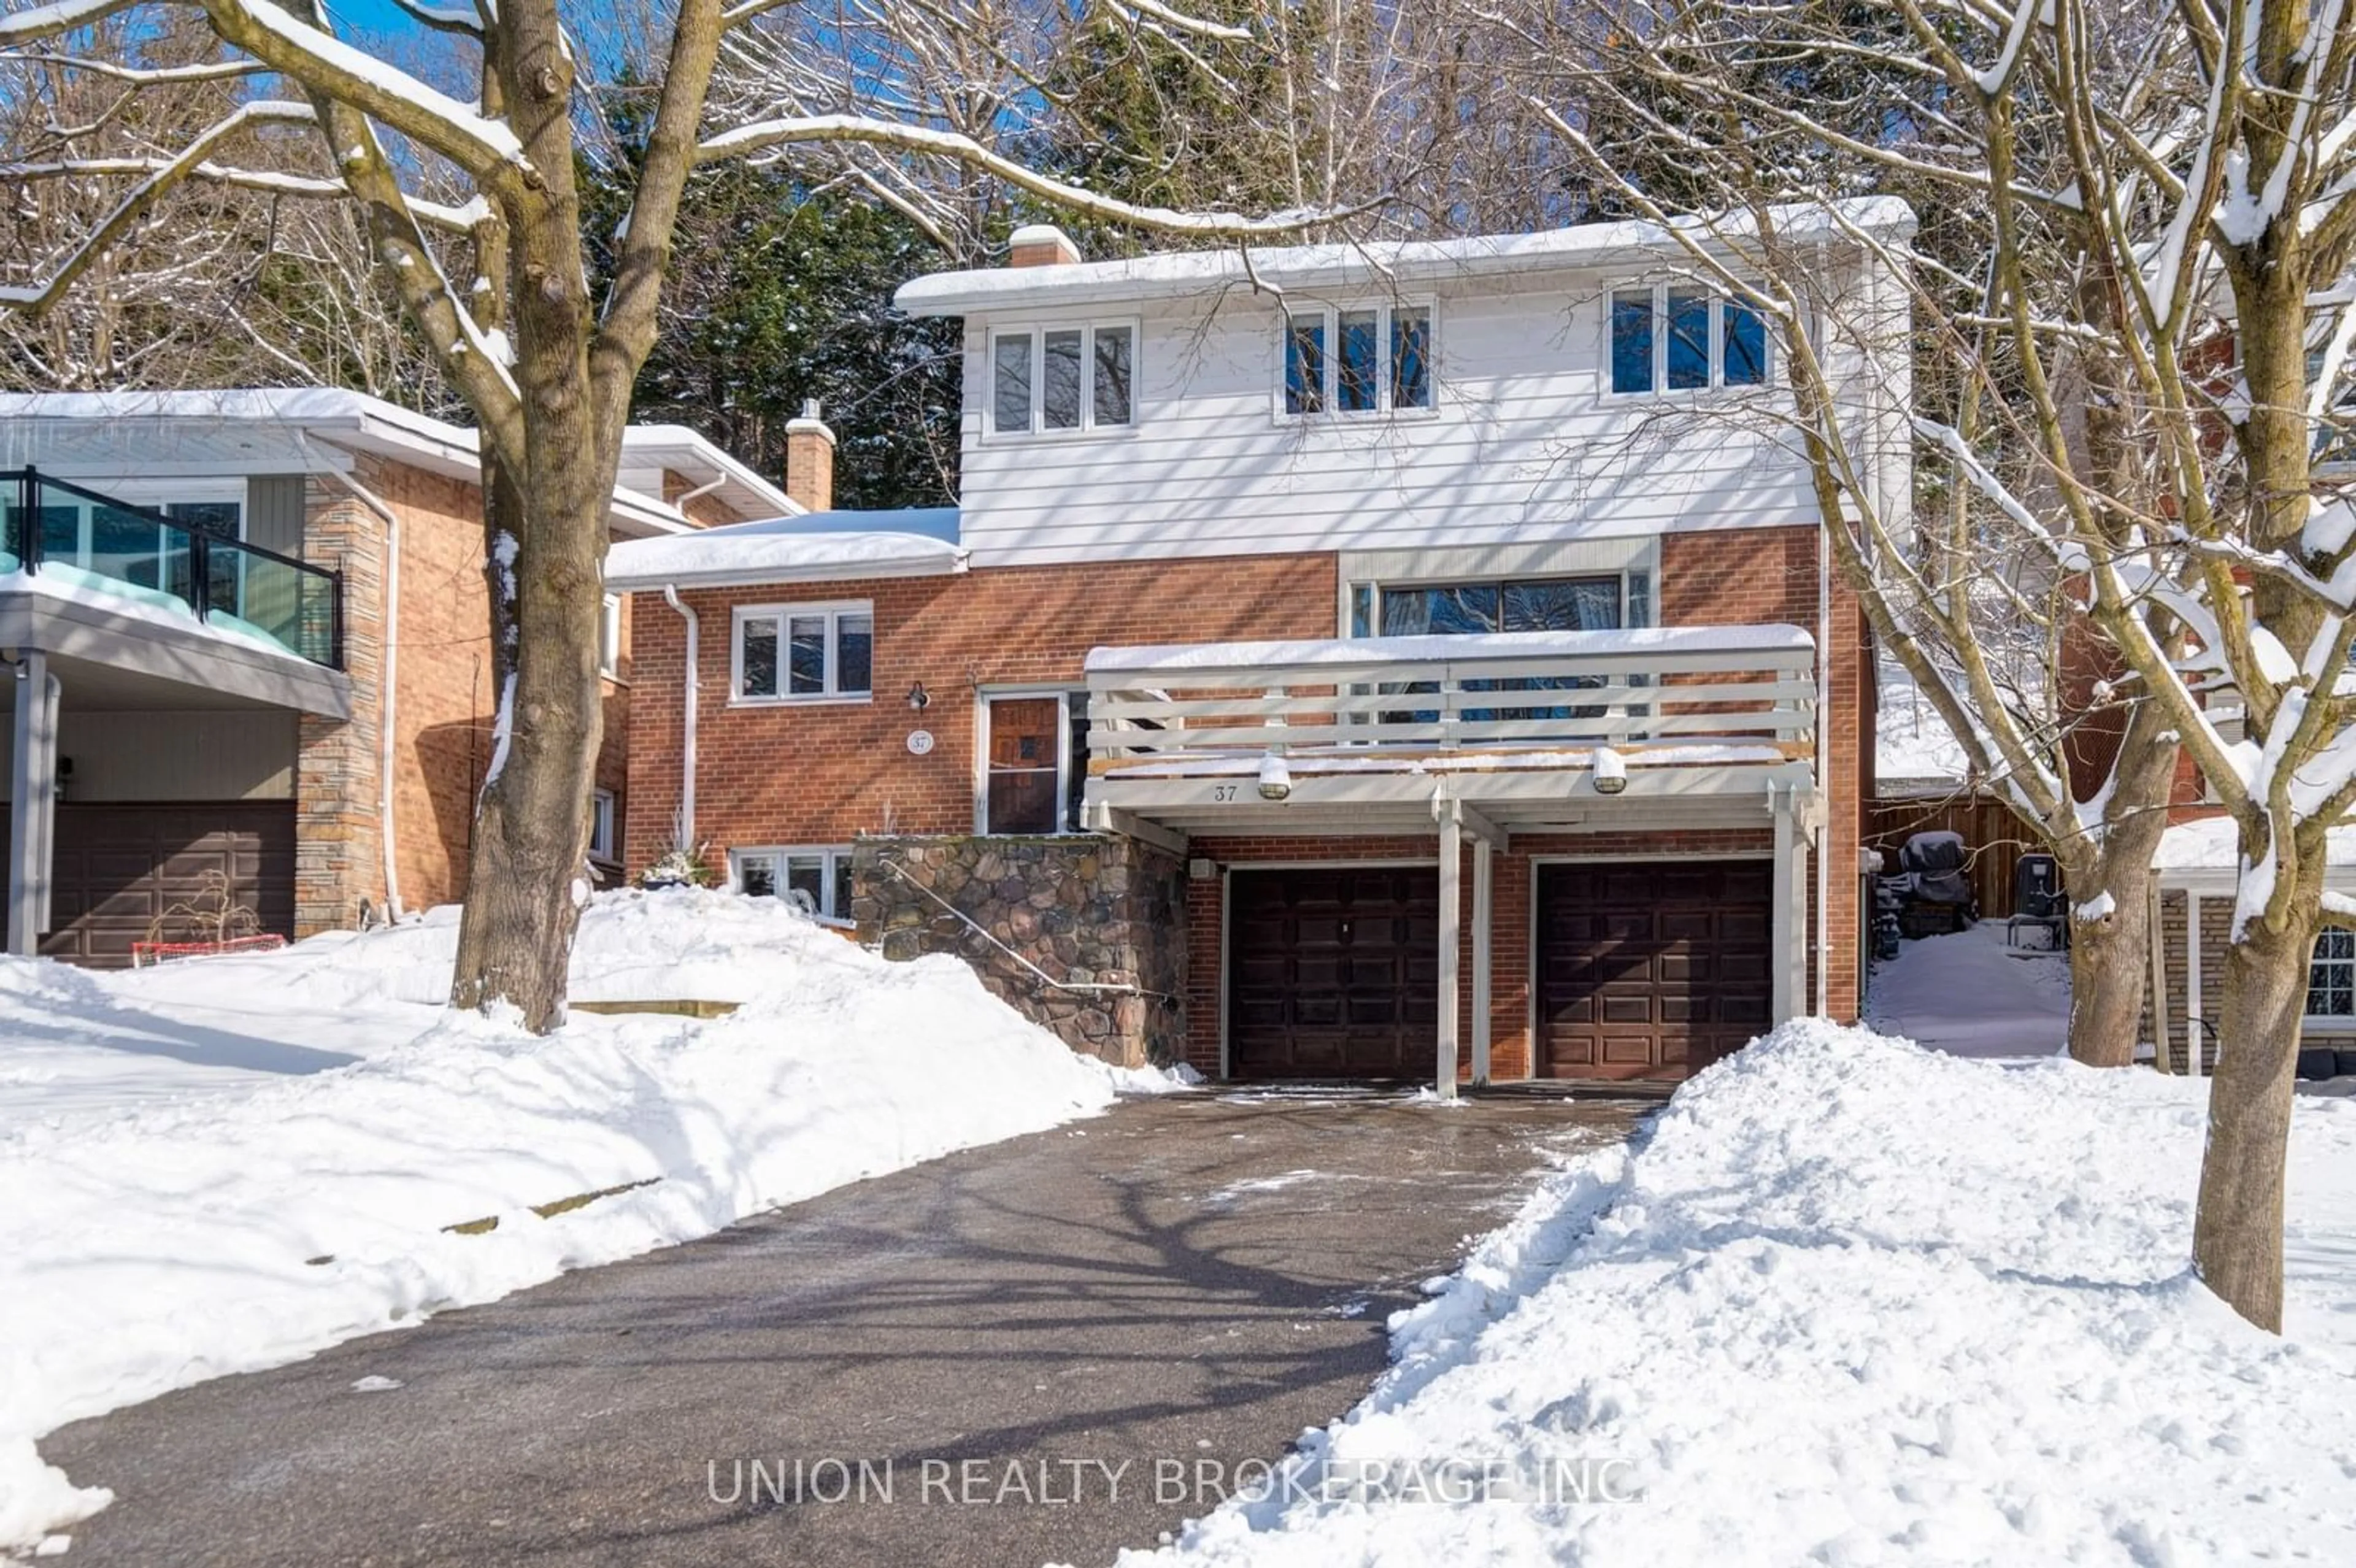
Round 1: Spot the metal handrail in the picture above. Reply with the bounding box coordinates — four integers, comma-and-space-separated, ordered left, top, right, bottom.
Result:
3, 466, 344, 669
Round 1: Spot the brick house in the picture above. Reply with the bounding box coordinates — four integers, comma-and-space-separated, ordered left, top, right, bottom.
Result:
610, 208, 1909, 1088
0, 389, 790, 964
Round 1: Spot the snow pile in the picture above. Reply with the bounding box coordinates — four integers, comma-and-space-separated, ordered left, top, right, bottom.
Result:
0, 890, 1172, 1552
1125, 1022, 2356, 1567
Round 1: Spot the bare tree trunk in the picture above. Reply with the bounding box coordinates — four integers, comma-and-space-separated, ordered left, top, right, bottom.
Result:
448, 451, 608, 1029
2193, 917, 2314, 1331
2065, 892, 2151, 1068
2065, 702, 2180, 1068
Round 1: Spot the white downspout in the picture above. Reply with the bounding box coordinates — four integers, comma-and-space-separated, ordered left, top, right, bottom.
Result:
1816, 521, 1831, 1017
324, 469, 404, 923
662, 584, 698, 848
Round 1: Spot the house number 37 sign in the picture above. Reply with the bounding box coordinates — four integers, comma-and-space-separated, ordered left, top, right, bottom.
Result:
906, 730, 935, 756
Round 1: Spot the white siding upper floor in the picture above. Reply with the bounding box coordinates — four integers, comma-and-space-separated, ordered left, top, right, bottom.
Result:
897, 202, 1914, 571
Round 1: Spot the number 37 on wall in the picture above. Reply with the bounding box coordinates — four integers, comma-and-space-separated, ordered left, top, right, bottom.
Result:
1210, 784, 1239, 802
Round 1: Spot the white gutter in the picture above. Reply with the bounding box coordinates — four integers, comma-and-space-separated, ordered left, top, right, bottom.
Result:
662, 585, 699, 850
323, 466, 405, 922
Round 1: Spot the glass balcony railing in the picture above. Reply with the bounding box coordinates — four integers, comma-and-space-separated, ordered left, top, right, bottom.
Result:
2, 469, 342, 669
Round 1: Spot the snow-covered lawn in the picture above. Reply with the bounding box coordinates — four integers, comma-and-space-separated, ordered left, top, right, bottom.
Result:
1123, 1024, 2356, 1567
0, 890, 1174, 1555
1866, 920, 2071, 1059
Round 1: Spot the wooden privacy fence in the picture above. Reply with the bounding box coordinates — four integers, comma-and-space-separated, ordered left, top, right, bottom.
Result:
1866, 793, 2033, 917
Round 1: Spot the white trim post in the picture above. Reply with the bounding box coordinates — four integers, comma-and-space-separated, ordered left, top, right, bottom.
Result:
1437, 797, 1461, 1100
2185, 892, 2204, 1079
9, 653, 58, 956
1471, 836, 1493, 1085
1770, 783, 1796, 1023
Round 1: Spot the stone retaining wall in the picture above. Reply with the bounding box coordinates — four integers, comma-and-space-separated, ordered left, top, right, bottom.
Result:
850, 836, 1187, 1069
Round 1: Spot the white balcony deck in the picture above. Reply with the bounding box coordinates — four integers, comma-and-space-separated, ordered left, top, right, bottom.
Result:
1080, 624, 1818, 839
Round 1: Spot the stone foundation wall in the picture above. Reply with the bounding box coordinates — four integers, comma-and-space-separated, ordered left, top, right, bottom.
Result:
851, 835, 1187, 1069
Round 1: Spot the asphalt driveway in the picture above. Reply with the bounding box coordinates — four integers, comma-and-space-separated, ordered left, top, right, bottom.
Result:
39, 1086, 1646, 1567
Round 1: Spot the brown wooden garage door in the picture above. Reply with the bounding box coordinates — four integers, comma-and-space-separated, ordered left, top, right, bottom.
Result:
1536, 859, 1773, 1081
30, 803, 296, 968
1228, 867, 1439, 1078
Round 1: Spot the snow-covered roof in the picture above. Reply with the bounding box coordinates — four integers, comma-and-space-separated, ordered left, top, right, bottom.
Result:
898, 198, 1917, 316
604, 507, 966, 590
1085, 623, 1814, 675
615, 425, 798, 522
2154, 815, 2356, 878
0, 389, 787, 539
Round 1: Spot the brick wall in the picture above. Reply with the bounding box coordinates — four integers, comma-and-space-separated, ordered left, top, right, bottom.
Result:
377, 456, 498, 912
1660, 525, 1866, 1020
625, 523, 1867, 1069
293, 475, 387, 936
623, 551, 1337, 869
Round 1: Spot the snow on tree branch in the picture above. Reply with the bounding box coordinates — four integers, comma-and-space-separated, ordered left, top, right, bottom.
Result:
698, 113, 1369, 237
0, 99, 320, 311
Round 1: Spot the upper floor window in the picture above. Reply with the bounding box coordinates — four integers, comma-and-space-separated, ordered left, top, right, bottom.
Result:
1284, 302, 1433, 417
733, 600, 872, 704
1352, 573, 1642, 638
1611, 285, 1769, 396
991, 323, 1134, 436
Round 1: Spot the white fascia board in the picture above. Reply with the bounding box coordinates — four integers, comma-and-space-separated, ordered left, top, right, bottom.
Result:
605, 553, 969, 593
898, 198, 1918, 317
619, 426, 801, 518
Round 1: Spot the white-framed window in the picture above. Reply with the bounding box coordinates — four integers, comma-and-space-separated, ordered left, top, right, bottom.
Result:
587, 788, 617, 863
731, 600, 872, 703
979, 690, 1091, 835
989, 321, 1136, 436
599, 593, 623, 678
1609, 283, 1770, 396
2311, 928, 2355, 1020
1282, 301, 1434, 418
733, 844, 853, 924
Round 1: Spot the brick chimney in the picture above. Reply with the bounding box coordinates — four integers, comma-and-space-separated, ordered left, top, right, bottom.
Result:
783, 398, 835, 514
1007, 224, 1081, 268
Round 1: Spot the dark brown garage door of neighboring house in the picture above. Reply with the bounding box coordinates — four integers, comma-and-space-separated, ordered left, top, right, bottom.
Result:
14, 804, 298, 968
1536, 859, 1773, 1081
1228, 867, 1440, 1079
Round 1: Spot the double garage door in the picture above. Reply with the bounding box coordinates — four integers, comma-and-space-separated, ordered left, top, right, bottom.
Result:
1226, 859, 1771, 1082
13, 804, 297, 967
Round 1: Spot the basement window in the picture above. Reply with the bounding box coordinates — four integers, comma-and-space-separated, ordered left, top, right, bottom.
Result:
733, 845, 853, 924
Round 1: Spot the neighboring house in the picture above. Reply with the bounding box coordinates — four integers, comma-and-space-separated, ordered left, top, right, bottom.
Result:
2150, 817, 2356, 1076
0, 390, 791, 965
610, 209, 1908, 1086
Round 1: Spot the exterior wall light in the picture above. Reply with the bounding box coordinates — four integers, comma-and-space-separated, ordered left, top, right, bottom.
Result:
906, 681, 930, 711
1591, 747, 1628, 795
1257, 754, 1293, 801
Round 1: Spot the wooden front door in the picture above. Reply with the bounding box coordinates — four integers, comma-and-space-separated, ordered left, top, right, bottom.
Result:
987, 697, 1063, 834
